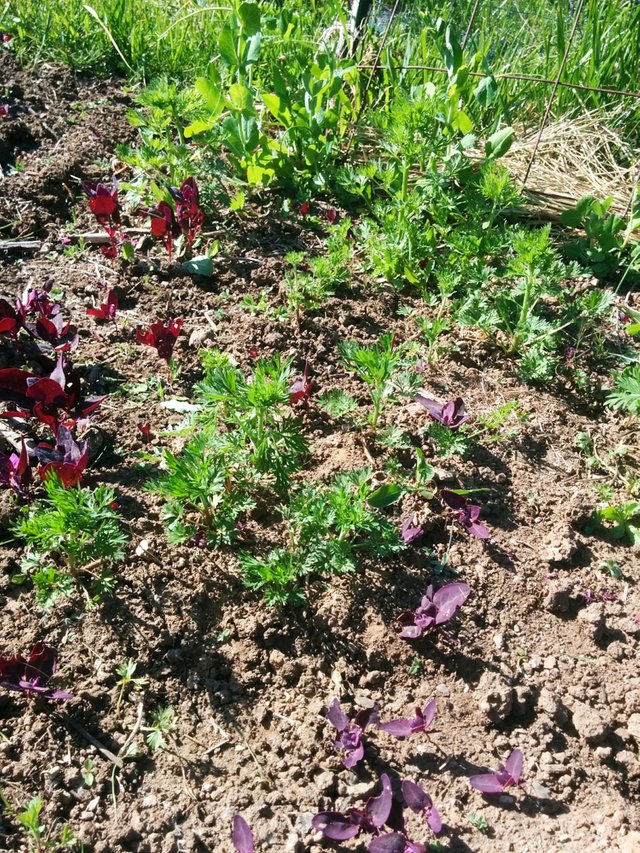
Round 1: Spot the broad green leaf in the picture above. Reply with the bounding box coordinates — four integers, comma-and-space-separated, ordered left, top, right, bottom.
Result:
219, 24, 239, 67
195, 77, 225, 115
228, 83, 253, 112
485, 126, 514, 160
367, 483, 405, 509
184, 119, 216, 138
238, 1, 261, 36
180, 256, 214, 277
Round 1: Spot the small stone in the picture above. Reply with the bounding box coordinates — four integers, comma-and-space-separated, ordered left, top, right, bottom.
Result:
595, 746, 612, 761
543, 656, 557, 670
538, 688, 568, 724
313, 771, 335, 794
620, 832, 640, 853
142, 794, 158, 808
571, 700, 608, 744
476, 672, 515, 724
435, 683, 450, 697
626, 713, 640, 740
189, 327, 215, 348
577, 603, 605, 640
543, 582, 572, 613
607, 640, 627, 661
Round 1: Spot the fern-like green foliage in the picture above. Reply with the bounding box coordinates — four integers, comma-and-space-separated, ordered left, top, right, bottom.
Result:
13, 475, 126, 604
13, 475, 127, 571
607, 364, 640, 415
239, 468, 404, 605
196, 353, 308, 488
339, 332, 405, 431
149, 430, 257, 545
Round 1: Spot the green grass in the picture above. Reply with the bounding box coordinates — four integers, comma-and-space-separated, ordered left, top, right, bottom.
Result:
3, 0, 639, 139
391, 0, 640, 138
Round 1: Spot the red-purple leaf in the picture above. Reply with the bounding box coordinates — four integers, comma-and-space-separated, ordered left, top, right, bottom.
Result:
311, 812, 360, 840
366, 773, 393, 829
469, 773, 506, 793
378, 719, 414, 737
504, 749, 523, 784
327, 697, 348, 732
369, 834, 409, 853
231, 815, 254, 853
433, 582, 471, 624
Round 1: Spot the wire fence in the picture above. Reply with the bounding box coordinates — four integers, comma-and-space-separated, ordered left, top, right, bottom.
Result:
358, 0, 640, 212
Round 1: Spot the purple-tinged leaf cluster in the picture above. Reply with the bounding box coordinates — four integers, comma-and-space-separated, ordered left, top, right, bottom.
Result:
312, 772, 392, 841
440, 489, 490, 539
400, 515, 424, 546
402, 780, 442, 834
289, 360, 312, 405
416, 394, 468, 428
0, 439, 33, 497
398, 583, 471, 639
0, 357, 105, 436
469, 749, 524, 793
81, 178, 120, 258
0, 641, 72, 701
327, 698, 379, 768
168, 177, 204, 249
232, 814, 254, 853
33, 426, 88, 488
378, 699, 437, 739
313, 775, 441, 851
87, 289, 118, 322
136, 318, 183, 365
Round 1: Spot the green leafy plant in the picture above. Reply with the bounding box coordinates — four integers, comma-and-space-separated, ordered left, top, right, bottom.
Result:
339, 332, 405, 433
607, 364, 640, 415
239, 468, 403, 605
12, 475, 127, 602
115, 659, 149, 718
196, 353, 308, 488
149, 430, 257, 546
144, 706, 176, 751
593, 500, 640, 546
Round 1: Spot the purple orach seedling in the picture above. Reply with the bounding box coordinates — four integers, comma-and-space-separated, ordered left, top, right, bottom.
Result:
232, 815, 254, 853
579, 588, 617, 604
398, 583, 471, 639
289, 360, 311, 405
138, 422, 152, 443
440, 489, 490, 539
369, 834, 426, 853
0, 358, 105, 435
401, 780, 442, 834
87, 289, 118, 322
29, 312, 79, 354
0, 439, 33, 497
0, 641, 72, 701
327, 698, 379, 768
378, 699, 437, 739
0, 298, 25, 340
149, 201, 180, 262
21, 281, 54, 318
400, 515, 424, 546
0, 104, 9, 118
82, 179, 120, 257
416, 394, 468, 429
469, 749, 524, 794
168, 177, 204, 249
34, 426, 88, 488
312, 773, 392, 841
299, 201, 310, 216
136, 318, 183, 365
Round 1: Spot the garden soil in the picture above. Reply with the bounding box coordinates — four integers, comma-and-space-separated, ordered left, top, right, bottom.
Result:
1, 53, 639, 853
